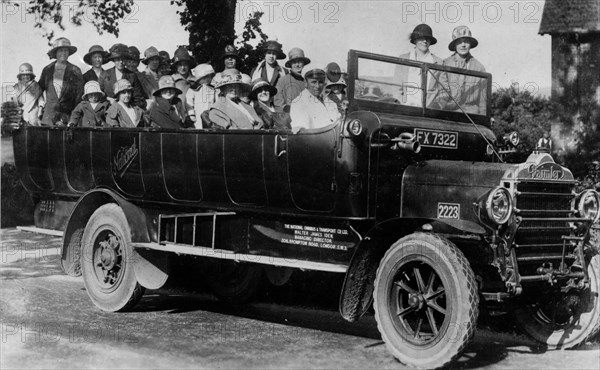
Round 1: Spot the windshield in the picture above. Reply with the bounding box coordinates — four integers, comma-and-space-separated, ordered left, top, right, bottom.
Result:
353, 54, 490, 121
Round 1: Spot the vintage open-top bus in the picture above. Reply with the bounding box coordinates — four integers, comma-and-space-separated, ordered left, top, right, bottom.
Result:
12, 50, 600, 368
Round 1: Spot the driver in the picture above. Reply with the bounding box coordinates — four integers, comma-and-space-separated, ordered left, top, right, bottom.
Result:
290, 69, 340, 132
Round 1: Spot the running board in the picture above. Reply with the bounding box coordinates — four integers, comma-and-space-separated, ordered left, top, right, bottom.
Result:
16, 226, 64, 237
134, 242, 348, 273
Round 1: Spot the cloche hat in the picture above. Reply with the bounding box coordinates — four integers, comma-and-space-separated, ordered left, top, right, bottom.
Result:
128, 46, 142, 62
448, 25, 478, 51
191, 64, 216, 81
16, 63, 35, 79
249, 79, 277, 100
171, 46, 196, 68
47, 37, 77, 59
409, 24, 437, 45
107, 43, 131, 62
83, 45, 110, 65
82, 81, 105, 100
113, 79, 133, 96
285, 48, 311, 68
220, 45, 242, 64
153, 75, 183, 97
142, 47, 160, 64
261, 40, 286, 60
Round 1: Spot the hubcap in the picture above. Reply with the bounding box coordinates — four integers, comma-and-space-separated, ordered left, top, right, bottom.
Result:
92, 231, 124, 288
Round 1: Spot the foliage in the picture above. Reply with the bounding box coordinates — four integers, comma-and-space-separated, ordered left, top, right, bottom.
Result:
14, 0, 136, 43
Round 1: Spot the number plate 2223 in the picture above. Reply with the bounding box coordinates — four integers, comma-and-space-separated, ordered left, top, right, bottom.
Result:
437, 203, 460, 219
415, 128, 458, 149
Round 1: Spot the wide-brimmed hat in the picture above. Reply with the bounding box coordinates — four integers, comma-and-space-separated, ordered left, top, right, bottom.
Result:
107, 43, 130, 62
285, 47, 311, 68
448, 25, 478, 51
410, 24, 437, 45
171, 46, 196, 68
82, 81, 105, 100
191, 64, 215, 81
261, 40, 286, 60
220, 45, 242, 64
47, 37, 77, 59
304, 68, 326, 80
83, 45, 110, 65
142, 46, 160, 65
153, 75, 183, 97
113, 79, 133, 96
215, 68, 246, 89
128, 46, 141, 61
16, 63, 35, 79
249, 79, 277, 100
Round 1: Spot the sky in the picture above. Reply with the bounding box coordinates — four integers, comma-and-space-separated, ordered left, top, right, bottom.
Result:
1, 0, 552, 101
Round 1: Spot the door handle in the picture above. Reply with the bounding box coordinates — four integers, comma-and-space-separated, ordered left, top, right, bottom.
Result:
274, 134, 287, 157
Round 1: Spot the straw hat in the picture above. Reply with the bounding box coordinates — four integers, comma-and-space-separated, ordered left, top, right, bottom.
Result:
249, 79, 277, 100
153, 75, 183, 97
83, 45, 110, 65
47, 37, 77, 59
285, 48, 311, 68
142, 46, 160, 65
215, 69, 245, 89
191, 64, 216, 81
409, 24, 437, 45
107, 43, 131, 62
448, 25, 478, 51
113, 79, 133, 96
82, 81, 105, 100
261, 40, 286, 59
16, 63, 35, 79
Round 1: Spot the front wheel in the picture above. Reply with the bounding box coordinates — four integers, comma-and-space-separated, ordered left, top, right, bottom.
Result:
515, 253, 600, 348
81, 204, 145, 312
374, 233, 479, 369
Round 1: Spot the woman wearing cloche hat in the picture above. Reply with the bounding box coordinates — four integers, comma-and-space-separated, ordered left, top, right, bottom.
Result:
39, 37, 84, 125
105, 79, 148, 127
12, 63, 44, 125
273, 47, 310, 111
209, 69, 263, 130
148, 75, 190, 130
250, 40, 288, 88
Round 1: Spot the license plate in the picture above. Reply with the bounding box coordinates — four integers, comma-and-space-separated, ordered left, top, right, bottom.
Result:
415, 128, 458, 149
437, 203, 460, 219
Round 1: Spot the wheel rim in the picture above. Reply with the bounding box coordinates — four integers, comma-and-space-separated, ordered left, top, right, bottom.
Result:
389, 259, 449, 346
91, 229, 126, 293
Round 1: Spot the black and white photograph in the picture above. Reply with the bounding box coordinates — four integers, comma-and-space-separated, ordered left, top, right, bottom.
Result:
1, 0, 599, 368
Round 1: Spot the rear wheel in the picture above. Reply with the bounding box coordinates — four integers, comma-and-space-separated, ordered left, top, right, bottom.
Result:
206, 261, 263, 303
515, 253, 600, 348
374, 233, 479, 369
81, 204, 144, 312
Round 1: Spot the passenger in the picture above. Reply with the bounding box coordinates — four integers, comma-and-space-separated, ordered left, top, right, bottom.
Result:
290, 69, 340, 132
324, 62, 348, 114
274, 47, 309, 111
250, 40, 287, 87
209, 69, 263, 130
82, 45, 110, 87
171, 46, 196, 100
138, 47, 161, 108
105, 79, 148, 128
394, 24, 442, 106
126, 46, 142, 73
158, 50, 172, 77
68, 81, 110, 127
38, 37, 84, 126
148, 76, 189, 130
250, 79, 291, 130
12, 63, 44, 125
434, 26, 487, 114
102, 43, 147, 110
186, 64, 216, 128
212, 45, 242, 85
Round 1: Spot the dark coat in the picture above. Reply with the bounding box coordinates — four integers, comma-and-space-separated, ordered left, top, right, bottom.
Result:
101, 67, 147, 110
38, 61, 84, 115
254, 101, 291, 130
148, 97, 188, 130
68, 100, 110, 127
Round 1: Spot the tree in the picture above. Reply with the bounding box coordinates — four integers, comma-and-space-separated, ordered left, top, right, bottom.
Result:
20, 0, 269, 73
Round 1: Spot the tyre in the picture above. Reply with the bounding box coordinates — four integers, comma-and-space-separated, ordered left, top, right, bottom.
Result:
81, 204, 145, 312
206, 261, 263, 304
373, 232, 479, 369
515, 253, 600, 348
